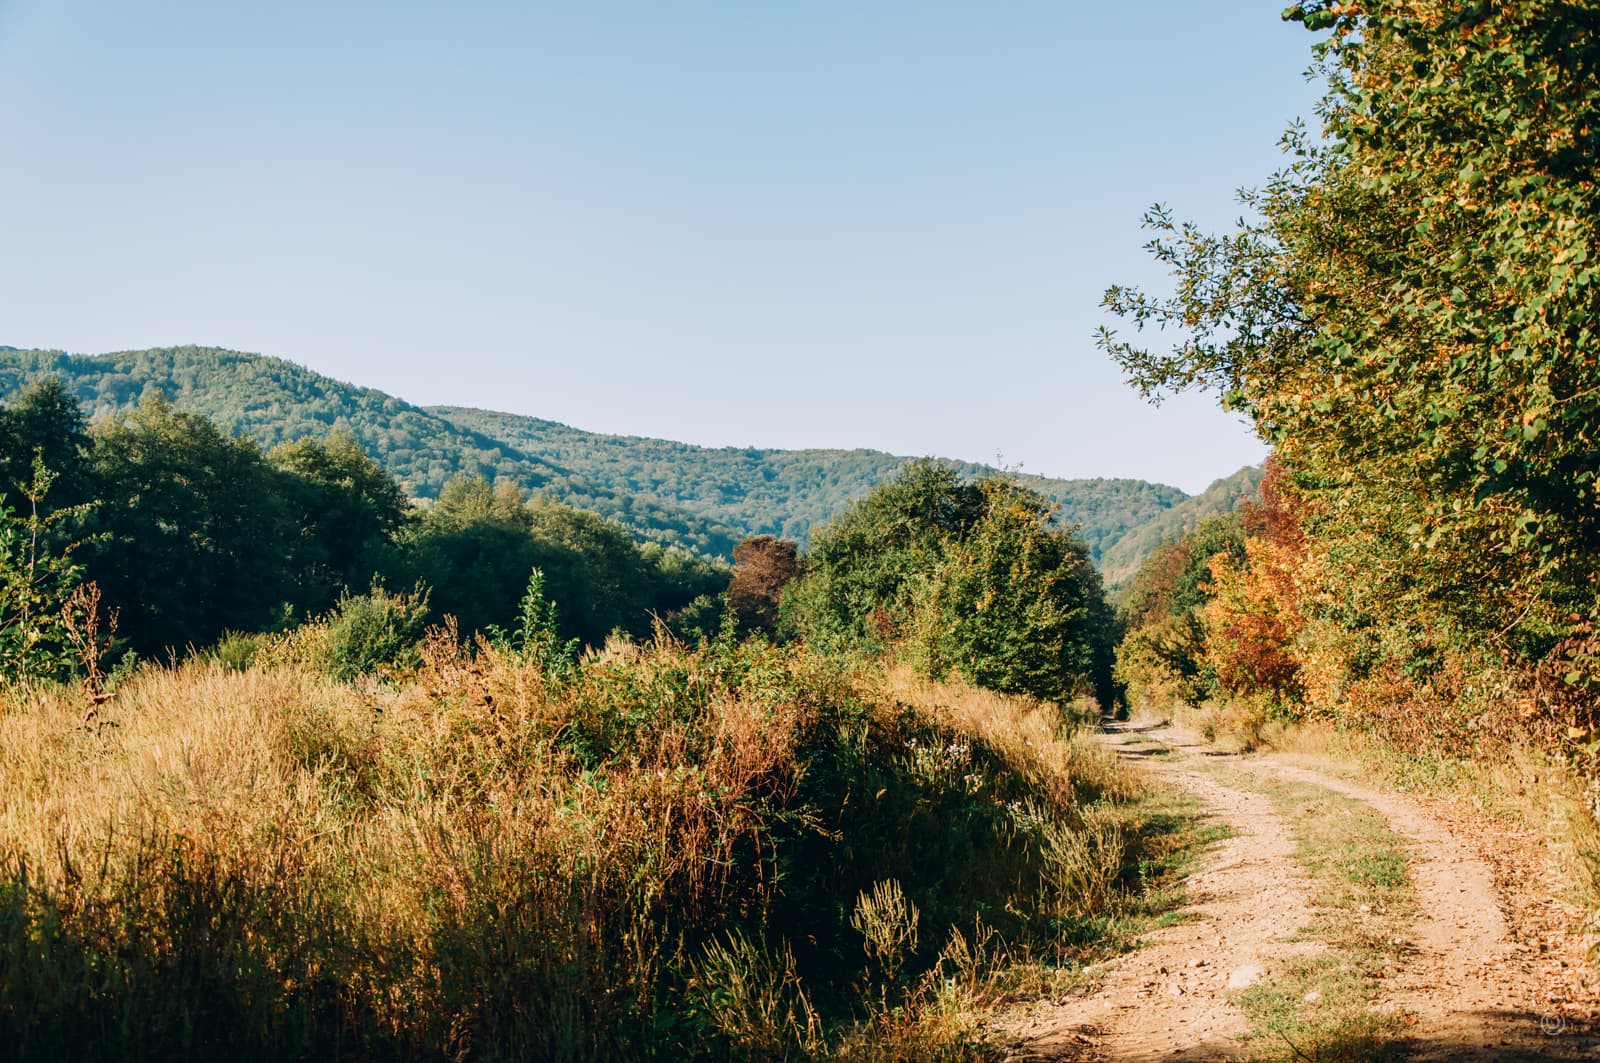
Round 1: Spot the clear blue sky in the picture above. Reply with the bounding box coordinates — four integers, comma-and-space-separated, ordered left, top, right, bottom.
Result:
0, 2, 1320, 494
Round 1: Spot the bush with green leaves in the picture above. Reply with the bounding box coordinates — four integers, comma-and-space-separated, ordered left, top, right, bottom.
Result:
781, 461, 986, 654
785, 462, 1119, 708
486, 567, 579, 678
317, 583, 431, 681
391, 473, 730, 647
0, 460, 94, 684
910, 480, 1116, 706
205, 631, 272, 672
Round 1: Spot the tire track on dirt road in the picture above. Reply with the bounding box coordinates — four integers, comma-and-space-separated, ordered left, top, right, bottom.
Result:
997, 720, 1596, 1061
999, 722, 1320, 1061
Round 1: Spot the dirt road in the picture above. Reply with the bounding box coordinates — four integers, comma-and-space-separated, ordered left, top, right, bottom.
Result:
997, 720, 1599, 1061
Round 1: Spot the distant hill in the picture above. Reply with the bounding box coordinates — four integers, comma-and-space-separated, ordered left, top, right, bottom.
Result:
1097, 465, 1267, 587
0, 345, 1255, 566
432, 405, 1186, 560
0, 346, 745, 555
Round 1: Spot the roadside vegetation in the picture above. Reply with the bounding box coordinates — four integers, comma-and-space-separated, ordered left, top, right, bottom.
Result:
0, 422, 1200, 1058
0, 612, 1184, 1060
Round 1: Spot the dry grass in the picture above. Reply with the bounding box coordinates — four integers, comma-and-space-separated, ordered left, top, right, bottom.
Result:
884, 665, 1139, 807
0, 635, 1157, 1060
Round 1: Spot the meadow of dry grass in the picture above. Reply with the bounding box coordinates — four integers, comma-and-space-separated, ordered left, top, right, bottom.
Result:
0, 631, 1161, 1060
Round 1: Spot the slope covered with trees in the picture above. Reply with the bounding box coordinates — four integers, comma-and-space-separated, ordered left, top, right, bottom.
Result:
0, 346, 746, 556
1097, 464, 1264, 587
0, 346, 1214, 566
436, 404, 1189, 560
0, 380, 726, 668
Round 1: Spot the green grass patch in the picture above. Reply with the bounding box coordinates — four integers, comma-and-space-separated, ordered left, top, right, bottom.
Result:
1236, 952, 1405, 1063
1229, 776, 1415, 1063
1269, 781, 1413, 913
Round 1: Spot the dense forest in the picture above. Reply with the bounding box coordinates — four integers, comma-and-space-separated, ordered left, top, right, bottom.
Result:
437, 403, 1189, 559
0, 379, 727, 668
1105, 0, 1600, 787
0, 346, 748, 557
0, 346, 1218, 568
0, 371, 1126, 700
0, 369, 1124, 700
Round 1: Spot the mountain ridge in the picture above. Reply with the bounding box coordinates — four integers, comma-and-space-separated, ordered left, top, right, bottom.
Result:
0, 345, 1257, 566
428, 402, 1192, 558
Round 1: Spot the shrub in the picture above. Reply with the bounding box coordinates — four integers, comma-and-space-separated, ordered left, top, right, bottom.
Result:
206, 630, 270, 671
317, 582, 431, 681
785, 465, 1118, 710
0, 460, 93, 685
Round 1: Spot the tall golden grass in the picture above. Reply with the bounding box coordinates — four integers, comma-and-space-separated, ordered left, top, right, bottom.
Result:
0, 631, 1142, 1060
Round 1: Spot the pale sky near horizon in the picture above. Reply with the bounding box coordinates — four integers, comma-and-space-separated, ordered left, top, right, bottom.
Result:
0, 3, 1321, 494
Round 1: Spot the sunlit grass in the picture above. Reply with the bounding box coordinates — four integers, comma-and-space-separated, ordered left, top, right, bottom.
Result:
0, 637, 1173, 1060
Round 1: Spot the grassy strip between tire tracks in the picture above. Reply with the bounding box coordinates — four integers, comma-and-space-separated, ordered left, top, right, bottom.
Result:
1215, 772, 1416, 1063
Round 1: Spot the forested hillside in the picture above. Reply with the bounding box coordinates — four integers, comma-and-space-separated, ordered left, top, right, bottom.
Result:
0, 346, 745, 556
1096, 465, 1265, 587
0, 346, 1228, 565
0, 379, 729, 663
435, 404, 1187, 558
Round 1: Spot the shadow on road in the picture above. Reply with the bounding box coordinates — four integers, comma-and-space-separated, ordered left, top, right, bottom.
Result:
1006, 1007, 1593, 1061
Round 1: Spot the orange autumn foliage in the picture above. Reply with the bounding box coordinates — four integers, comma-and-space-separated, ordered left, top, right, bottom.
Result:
1201, 463, 1309, 705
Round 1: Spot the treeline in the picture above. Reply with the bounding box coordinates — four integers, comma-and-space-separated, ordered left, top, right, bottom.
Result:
1105, 1, 1600, 771
4, 374, 1120, 719
1096, 465, 1263, 587
0, 380, 726, 672
0, 345, 1200, 565
439, 405, 1187, 559
0, 347, 747, 557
